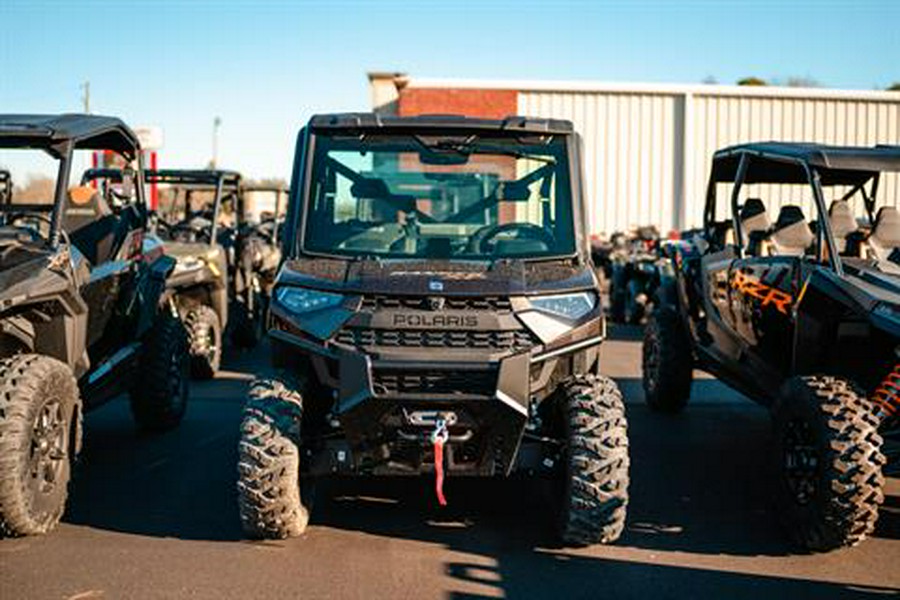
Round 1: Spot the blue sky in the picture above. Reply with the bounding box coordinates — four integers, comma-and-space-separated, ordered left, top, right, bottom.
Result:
1, 0, 898, 180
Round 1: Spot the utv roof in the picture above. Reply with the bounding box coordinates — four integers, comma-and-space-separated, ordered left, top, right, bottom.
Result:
145, 169, 242, 188
712, 142, 900, 185
0, 114, 140, 158
308, 113, 574, 134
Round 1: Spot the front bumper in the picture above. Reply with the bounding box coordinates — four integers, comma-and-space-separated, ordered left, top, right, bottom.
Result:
269, 298, 603, 477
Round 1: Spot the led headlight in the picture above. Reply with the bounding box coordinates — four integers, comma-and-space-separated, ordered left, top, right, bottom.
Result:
275, 286, 343, 314
529, 292, 597, 321
173, 256, 205, 275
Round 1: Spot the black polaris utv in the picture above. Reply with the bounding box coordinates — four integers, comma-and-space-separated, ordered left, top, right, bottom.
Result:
643, 142, 899, 551
228, 182, 288, 347
146, 169, 236, 379
0, 114, 189, 536
235, 113, 629, 546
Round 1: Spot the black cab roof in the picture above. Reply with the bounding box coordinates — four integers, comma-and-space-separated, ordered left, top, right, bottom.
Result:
712, 142, 900, 185
308, 113, 574, 135
0, 114, 140, 158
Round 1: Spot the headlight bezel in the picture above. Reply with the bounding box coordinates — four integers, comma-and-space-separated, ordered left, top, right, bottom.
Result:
275, 286, 344, 315
527, 291, 598, 322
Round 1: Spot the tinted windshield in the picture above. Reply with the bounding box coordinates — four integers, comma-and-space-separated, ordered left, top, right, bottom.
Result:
302, 132, 575, 259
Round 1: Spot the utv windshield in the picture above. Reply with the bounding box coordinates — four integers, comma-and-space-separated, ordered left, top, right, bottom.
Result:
302, 132, 576, 260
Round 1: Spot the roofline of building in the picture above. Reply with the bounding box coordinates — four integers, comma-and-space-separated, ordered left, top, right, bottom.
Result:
390, 76, 900, 102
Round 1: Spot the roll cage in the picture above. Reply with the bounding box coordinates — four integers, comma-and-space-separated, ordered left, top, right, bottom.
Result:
702, 142, 900, 277
0, 114, 145, 249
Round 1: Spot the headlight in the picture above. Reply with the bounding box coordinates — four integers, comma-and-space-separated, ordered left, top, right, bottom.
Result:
529, 292, 597, 321
173, 256, 205, 275
275, 286, 343, 314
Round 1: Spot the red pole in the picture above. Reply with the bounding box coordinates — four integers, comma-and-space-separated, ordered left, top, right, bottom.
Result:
150, 151, 158, 210
90, 151, 99, 188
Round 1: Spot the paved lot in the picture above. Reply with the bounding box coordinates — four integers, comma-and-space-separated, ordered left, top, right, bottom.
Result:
1, 325, 898, 599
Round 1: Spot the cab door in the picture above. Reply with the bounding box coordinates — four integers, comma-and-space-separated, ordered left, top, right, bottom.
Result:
698, 244, 743, 362
727, 255, 798, 381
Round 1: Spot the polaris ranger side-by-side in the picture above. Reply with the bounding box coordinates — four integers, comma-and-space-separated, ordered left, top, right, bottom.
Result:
146, 169, 236, 379
235, 113, 630, 546
644, 142, 899, 551
0, 114, 189, 536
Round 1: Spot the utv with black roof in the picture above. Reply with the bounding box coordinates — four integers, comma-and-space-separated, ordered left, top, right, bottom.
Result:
0, 114, 189, 536
643, 142, 899, 551
236, 113, 630, 546
146, 169, 237, 379
228, 182, 288, 347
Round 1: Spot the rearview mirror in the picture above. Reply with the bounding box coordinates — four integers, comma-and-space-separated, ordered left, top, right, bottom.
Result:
418, 150, 470, 166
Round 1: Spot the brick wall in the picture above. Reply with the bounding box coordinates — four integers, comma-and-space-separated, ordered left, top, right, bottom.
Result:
397, 88, 518, 118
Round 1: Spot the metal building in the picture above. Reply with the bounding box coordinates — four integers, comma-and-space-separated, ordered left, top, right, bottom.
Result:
370, 74, 900, 236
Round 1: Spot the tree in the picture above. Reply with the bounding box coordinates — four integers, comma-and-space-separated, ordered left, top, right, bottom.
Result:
888, 82, 900, 91
737, 77, 767, 86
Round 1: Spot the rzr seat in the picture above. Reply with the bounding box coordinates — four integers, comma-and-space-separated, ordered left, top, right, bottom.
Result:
63, 185, 117, 265
739, 198, 770, 255
771, 205, 814, 257
868, 206, 900, 261
828, 200, 858, 255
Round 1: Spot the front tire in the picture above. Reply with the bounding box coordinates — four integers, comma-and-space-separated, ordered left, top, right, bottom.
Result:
772, 376, 886, 551
237, 376, 310, 539
185, 305, 222, 379
129, 313, 190, 432
0, 355, 80, 536
557, 374, 630, 546
642, 306, 693, 413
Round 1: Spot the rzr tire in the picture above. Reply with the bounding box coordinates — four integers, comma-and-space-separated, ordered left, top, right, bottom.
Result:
0, 354, 81, 536
129, 313, 190, 432
772, 376, 886, 551
185, 305, 221, 379
237, 376, 310, 539
643, 306, 693, 413
558, 374, 630, 546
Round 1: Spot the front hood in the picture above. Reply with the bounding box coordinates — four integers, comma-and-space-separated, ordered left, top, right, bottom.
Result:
163, 241, 219, 260
278, 257, 595, 295
0, 241, 79, 308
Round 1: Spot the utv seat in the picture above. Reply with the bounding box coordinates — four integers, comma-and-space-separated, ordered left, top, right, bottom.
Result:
771, 205, 814, 257
63, 186, 118, 265
828, 200, 859, 255
867, 206, 900, 261
739, 198, 771, 256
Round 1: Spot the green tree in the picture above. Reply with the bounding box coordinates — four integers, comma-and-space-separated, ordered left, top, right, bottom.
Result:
737, 76, 767, 86
888, 82, 900, 91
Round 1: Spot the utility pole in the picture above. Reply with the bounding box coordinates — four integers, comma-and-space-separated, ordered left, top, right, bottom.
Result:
212, 116, 222, 168
81, 81, 90, 114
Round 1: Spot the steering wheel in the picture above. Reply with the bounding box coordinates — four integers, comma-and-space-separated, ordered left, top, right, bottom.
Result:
468, 222, 555, 254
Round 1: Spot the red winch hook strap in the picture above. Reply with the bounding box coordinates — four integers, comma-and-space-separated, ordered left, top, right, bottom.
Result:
431, 419, 449, 507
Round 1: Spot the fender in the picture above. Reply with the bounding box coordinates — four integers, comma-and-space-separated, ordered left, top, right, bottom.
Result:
135, 254, 177, 338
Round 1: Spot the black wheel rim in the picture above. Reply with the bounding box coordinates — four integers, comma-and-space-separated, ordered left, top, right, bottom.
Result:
29, 397, 67, 497
783, 418, 818, 505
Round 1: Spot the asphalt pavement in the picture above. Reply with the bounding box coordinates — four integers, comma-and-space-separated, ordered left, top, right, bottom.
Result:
1, 325, 898, 599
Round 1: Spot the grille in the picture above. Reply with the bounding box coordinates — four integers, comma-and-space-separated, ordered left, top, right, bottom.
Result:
360, 295, 512, 312
372, 368, 497, 396
334, 327, 535, 351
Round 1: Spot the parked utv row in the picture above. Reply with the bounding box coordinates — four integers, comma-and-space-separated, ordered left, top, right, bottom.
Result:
3, 111, 894, 555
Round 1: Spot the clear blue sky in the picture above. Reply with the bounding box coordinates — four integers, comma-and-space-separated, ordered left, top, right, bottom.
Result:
2, 0, 898, 180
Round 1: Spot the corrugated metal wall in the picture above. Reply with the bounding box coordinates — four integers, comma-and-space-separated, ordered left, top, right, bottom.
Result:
518, 87, 900, 235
